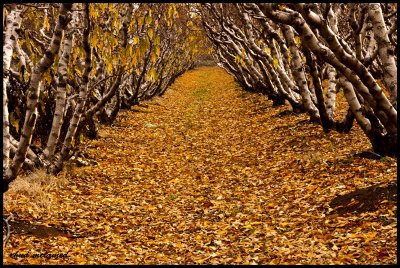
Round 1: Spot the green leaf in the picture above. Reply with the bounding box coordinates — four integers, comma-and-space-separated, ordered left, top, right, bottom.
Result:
144, 123, 157, 128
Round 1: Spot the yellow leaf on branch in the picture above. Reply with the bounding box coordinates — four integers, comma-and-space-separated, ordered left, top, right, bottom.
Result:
273, 57, 279, 70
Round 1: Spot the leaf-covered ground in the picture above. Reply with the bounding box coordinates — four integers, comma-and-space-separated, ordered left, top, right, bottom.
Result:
3, 66, 397, 264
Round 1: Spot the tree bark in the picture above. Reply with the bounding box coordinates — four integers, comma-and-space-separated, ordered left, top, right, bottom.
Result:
281, 24, 320, 121
43, 5, 76, 161
55, 4, 91, 173
368, 4, 397, 109
4, 4, 73, 192
3, 5, 23, 178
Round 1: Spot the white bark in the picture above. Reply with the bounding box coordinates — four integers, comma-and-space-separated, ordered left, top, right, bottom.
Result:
57, 4, 92, 167
338, 76, 371, 132
325, 65, 337, 120
43, 7, 76, 160
282, 24, 320, 120
260, 4, 396, 135
4, 4, 73, 188
3, 5, 23, 175
368, 4, 397, 108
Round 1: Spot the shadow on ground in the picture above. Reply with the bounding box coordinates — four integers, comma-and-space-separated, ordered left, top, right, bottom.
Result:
329, 182, 397, 215
3, 219, 82, 239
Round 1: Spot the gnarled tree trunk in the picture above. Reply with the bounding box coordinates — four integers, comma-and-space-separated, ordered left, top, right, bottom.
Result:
3, 4, 73, 192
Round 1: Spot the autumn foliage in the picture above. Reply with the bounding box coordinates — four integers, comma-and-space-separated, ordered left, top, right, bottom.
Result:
3, 3, 208, 189
2, 3, 397, 265
201, 3, 397, 156
3, 67, 397, 264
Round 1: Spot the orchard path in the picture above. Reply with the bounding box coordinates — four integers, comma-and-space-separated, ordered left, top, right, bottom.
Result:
4, 67, 397, 264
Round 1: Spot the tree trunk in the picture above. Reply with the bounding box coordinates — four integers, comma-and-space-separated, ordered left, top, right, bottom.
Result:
282, 24, 320, 122
4, 4, 73, 192
368, 4, 397, 109
43, 6, 76, 161
303, 47, 332, 131
3, 5, 23, 177
324, 65, 337, 120
55, 4, 91, 174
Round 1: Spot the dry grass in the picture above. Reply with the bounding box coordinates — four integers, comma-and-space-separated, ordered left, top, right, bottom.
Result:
3, 169, 68, 217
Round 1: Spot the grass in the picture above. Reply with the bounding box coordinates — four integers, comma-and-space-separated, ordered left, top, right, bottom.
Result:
182, 86, 211, 130
193, 87, 209, 99
3, 169, 68, 215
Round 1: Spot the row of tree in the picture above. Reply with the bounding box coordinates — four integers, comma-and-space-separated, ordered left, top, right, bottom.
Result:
200, 3, 397, 156
2, 3, 397, 192
3, 3, 206, 192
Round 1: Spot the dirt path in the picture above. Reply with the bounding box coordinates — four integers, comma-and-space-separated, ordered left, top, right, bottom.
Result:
3, 67, 396, 264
